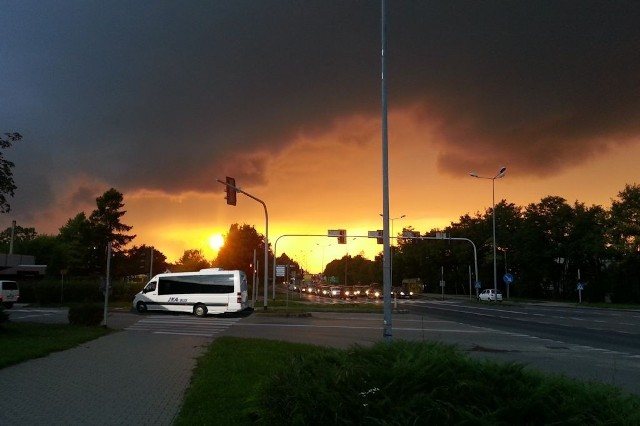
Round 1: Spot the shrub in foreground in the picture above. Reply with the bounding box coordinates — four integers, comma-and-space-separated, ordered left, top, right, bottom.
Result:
68, 303, 103, 326
253, 340, 640, 425
0, 306, 8, 328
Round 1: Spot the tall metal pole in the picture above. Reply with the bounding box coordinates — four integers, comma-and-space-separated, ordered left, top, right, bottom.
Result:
470, 167, 506, 300
381, 0, 392, 340
217, 179, 269, 310
149, 246, 154, 278
492, 178, 498, 300
103, 242, 111, 327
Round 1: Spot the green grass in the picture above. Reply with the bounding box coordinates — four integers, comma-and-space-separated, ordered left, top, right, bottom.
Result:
174, 337, 320, 425
176, 337, 640, 426
0, 322, 110, 369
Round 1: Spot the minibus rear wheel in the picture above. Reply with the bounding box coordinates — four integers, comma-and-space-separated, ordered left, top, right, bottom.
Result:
136, 301, 147, 314
193, 304, 207, 317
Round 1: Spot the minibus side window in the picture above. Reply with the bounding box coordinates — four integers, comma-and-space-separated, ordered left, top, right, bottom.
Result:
143, 282, 156, 293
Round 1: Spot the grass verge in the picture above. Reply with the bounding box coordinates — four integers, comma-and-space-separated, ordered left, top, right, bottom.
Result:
0, 322, 110, 369
176, 337, 640, 425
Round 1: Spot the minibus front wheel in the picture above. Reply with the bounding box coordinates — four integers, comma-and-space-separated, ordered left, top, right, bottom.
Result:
136, 301, 147, 314
193, 303, 207, 317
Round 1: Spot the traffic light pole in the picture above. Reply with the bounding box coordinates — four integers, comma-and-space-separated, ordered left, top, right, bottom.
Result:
217, 179, 270, 310
402, 233, 480, 297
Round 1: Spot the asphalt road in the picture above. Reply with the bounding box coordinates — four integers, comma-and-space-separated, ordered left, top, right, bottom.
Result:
7, 300, 640, 396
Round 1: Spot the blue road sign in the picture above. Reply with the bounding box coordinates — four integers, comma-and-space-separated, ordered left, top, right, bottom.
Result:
577, 282, 584, 291
503, 273, 514, 285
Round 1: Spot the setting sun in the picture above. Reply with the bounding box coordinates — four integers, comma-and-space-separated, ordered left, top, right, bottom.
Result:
208, 234, 224, 251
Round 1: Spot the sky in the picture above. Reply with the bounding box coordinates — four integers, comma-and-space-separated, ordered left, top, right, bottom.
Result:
2, 1, 640, 273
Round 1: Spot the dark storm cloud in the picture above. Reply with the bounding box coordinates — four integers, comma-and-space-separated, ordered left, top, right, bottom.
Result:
2, 1, 640, 218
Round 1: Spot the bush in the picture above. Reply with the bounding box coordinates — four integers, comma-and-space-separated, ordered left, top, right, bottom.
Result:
0, 306, 8, 327
68, 303, 104, 326
253, 340, 640, 425
17, 279, 103, 305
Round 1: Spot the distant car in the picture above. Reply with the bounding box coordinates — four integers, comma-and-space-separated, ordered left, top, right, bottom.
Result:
478, 289, 503, 302
329, 286, 342, 298
340, 286, 357, 299
391, 286, 412, 299
317, 285, 330, 297
366, 287, 382, 299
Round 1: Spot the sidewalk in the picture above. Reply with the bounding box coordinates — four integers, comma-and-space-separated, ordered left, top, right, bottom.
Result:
0, 312, 211, 426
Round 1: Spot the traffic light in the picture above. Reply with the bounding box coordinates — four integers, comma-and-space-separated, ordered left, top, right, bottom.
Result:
225, 176, 236, 206
338, 229, 347, 244
376, 230, 384, 244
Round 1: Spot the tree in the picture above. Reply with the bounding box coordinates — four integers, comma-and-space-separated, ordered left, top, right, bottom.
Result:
608, 184, 640, 302
568, 202, 609, 302
57, 213, 94, 275
214, 223, 269, 293
609, 184, 640, 256
0, 224, 37, 253
324, 254, 376, 286
21, 234, 69, 275
56, 189, 136, 276
89, 188, 136, 251
118, 245, 169, 277
521, 196, 575, 298
173, 249, 211, 272
0, 132, 22, 213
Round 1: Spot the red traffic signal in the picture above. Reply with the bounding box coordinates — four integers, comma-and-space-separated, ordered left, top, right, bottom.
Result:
338, 229, 347, 244
225, 176, 237, 206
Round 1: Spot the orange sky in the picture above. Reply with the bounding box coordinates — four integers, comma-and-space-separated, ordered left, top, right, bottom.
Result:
3, 3, 639, 274
121, 106, 640, 272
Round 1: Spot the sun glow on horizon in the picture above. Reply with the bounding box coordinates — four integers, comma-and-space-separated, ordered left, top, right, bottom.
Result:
209, 234, 224, 251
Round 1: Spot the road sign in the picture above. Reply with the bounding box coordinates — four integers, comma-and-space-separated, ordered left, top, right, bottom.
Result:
577, 282, 584, 291
503, 272, 514, 285
276, 265, 285, 277
474, 281, 481, 289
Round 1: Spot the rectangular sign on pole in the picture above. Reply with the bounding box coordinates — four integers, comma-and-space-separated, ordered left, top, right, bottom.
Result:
328, 229, 341, 237
276, 265, 285, 277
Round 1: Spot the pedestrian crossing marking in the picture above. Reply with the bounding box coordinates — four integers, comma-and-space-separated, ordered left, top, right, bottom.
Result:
126, 316, 241, 336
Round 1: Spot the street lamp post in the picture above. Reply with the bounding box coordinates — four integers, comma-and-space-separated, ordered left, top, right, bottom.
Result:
317, 243, 331, 276
380, 214, 405, 288
470, 167, 506, 301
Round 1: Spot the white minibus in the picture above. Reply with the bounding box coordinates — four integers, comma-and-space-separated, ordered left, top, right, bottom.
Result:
132, 268, 250, 317
0, 280, 19, 308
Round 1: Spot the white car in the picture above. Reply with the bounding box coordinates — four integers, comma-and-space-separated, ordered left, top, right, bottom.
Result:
477, 289, 503, 302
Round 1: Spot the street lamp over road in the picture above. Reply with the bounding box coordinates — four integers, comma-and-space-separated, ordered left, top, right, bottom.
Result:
470, 167, 506, 301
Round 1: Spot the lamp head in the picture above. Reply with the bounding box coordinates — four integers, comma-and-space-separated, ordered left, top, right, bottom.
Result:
496, 167, 507, 178
470, 172, 478, 178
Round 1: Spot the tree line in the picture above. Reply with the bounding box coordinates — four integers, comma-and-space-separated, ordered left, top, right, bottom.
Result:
0, 188, 286, 291
320, 184, 640, 304
2, 182, 640, 304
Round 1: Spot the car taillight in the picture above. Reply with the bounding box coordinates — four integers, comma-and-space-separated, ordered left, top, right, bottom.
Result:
237, 292, 242, 303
